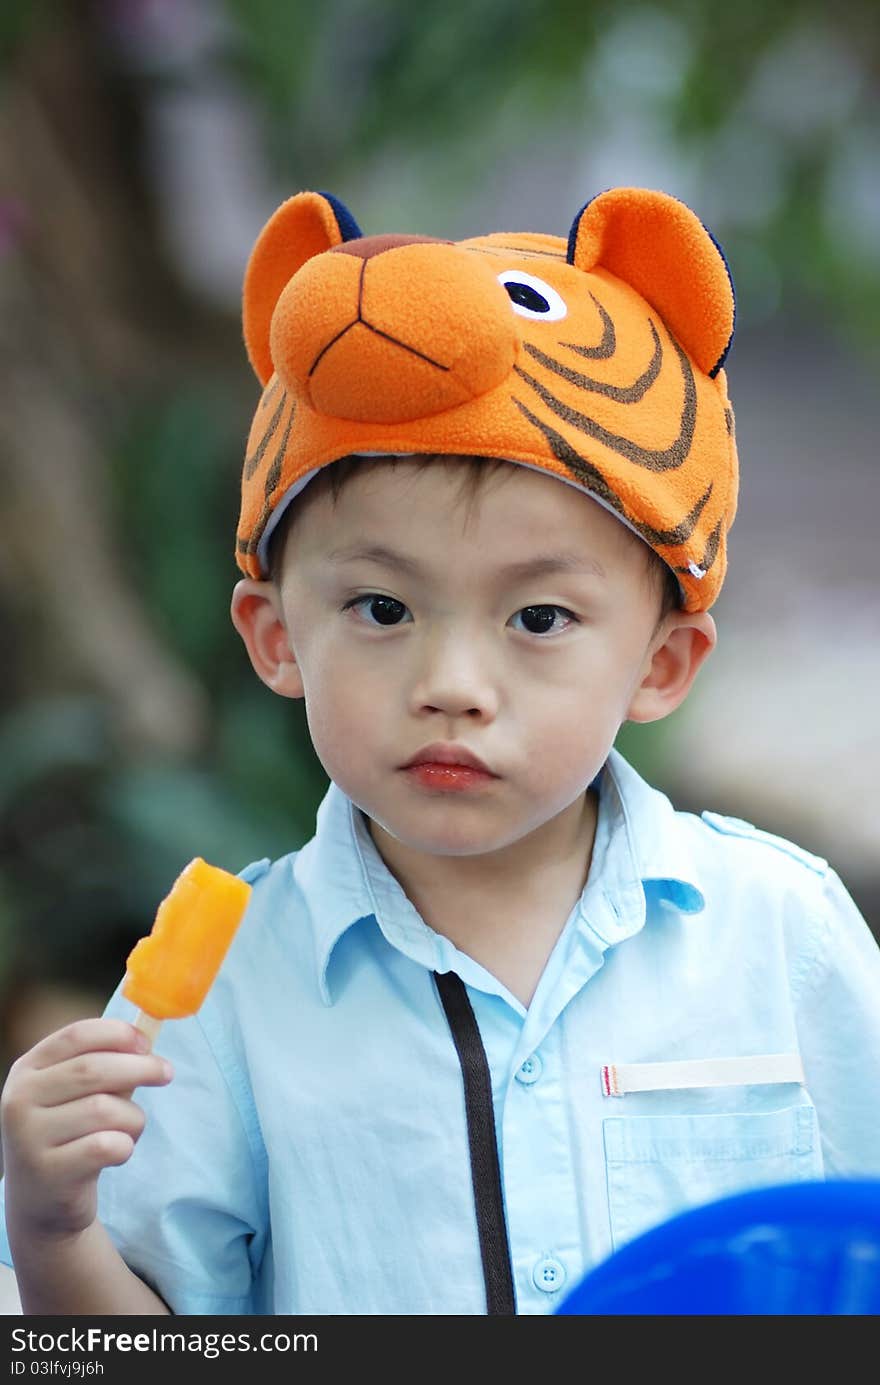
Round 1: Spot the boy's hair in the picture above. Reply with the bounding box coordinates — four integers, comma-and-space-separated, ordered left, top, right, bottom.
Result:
267, 453, 682, 627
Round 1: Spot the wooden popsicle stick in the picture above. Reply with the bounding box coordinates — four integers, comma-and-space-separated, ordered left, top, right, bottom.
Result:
133, 1011, 163, 1049
121, 1011, 165, 1101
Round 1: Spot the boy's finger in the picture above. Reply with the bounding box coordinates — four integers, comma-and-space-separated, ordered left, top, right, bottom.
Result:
40, 1093, 148, 1149
25, 1019, 152, 1071
33, 1053, 173, 1107
43, 1128, 138, 1183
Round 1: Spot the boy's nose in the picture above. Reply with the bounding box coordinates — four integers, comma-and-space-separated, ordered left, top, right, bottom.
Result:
410, 636, 500, 721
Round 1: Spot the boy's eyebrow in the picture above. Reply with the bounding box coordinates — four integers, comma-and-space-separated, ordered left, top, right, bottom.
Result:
325, 543, 606, 581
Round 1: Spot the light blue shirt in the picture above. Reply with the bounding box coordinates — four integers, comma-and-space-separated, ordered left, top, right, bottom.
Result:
2, 747, 880, 1314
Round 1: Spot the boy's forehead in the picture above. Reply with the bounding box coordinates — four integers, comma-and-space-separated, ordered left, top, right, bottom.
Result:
296, 457, 648, 573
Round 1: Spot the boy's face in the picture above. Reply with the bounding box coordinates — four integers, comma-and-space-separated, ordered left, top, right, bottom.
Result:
232, 460, 715, 863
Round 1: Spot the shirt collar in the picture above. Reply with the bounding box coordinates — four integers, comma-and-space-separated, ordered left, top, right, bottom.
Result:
602, 747, 707, 918
293, 746, 706, 1005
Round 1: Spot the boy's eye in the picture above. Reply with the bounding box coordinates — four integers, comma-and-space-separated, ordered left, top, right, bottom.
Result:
497, 270, 567, 322
511, 606, 577, 636
341, 595, 577, 637
343, 594, 409, 626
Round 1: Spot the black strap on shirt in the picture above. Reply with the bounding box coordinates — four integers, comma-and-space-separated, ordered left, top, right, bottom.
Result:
433, 969, 516, 1315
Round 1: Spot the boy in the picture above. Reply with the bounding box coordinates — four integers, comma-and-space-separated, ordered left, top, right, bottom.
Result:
2, 187, 879, 1316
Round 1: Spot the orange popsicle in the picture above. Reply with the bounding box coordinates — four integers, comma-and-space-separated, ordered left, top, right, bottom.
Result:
123, 858, 252, 1044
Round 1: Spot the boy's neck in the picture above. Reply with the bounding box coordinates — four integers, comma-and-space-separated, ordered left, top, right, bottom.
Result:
366, 787, 600, 1008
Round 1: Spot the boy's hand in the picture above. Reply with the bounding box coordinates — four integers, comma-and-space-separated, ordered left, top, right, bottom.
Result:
0, 1019, 173, 1243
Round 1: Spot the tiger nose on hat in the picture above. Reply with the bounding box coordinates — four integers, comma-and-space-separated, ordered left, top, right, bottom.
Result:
268, 237, 521, 423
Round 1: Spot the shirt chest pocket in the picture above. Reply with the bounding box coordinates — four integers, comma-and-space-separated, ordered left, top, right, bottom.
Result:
602, 1101, 822, 1251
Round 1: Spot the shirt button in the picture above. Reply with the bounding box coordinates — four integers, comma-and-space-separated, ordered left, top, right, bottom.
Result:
515, 1053, 543, 1085
532, 1256, 566, 1293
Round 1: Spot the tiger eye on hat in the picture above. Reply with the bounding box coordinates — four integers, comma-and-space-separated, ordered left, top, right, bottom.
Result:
236, 186, 737, 613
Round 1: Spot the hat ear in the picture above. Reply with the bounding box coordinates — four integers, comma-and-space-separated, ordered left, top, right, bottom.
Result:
242, 191, 362, 385
567, 188, 735, 378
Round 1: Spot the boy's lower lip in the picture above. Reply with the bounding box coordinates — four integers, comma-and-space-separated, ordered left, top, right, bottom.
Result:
402, 764, 498, 791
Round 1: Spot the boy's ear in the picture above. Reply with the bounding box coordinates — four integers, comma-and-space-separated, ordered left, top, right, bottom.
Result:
625, 610, 716, 724
230, 579, 304, 699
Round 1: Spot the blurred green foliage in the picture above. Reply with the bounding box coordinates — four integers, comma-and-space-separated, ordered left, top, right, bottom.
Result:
221, 0, 880, 345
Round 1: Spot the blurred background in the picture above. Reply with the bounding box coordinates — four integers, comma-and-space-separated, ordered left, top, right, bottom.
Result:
1, 0, 878, 1082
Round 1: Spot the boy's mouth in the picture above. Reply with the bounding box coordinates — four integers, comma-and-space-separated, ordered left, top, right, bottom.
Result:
401, 742, 496, 775
402, 763, 498, 792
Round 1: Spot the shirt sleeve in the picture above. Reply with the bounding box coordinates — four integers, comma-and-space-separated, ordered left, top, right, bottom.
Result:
794, 867, 880, 1178
96, 981, 269, 1315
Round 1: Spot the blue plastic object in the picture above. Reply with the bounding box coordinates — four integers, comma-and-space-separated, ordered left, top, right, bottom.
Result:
556, 1180, 880, 1315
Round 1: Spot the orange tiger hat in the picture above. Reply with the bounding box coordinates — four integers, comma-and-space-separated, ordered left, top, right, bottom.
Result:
237, 186, 737, 612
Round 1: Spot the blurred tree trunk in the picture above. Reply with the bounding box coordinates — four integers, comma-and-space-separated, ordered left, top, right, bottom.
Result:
0, 13, 213, 754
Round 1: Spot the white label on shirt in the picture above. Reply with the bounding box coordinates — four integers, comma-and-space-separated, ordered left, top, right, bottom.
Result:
601, 1053, 805, 1097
